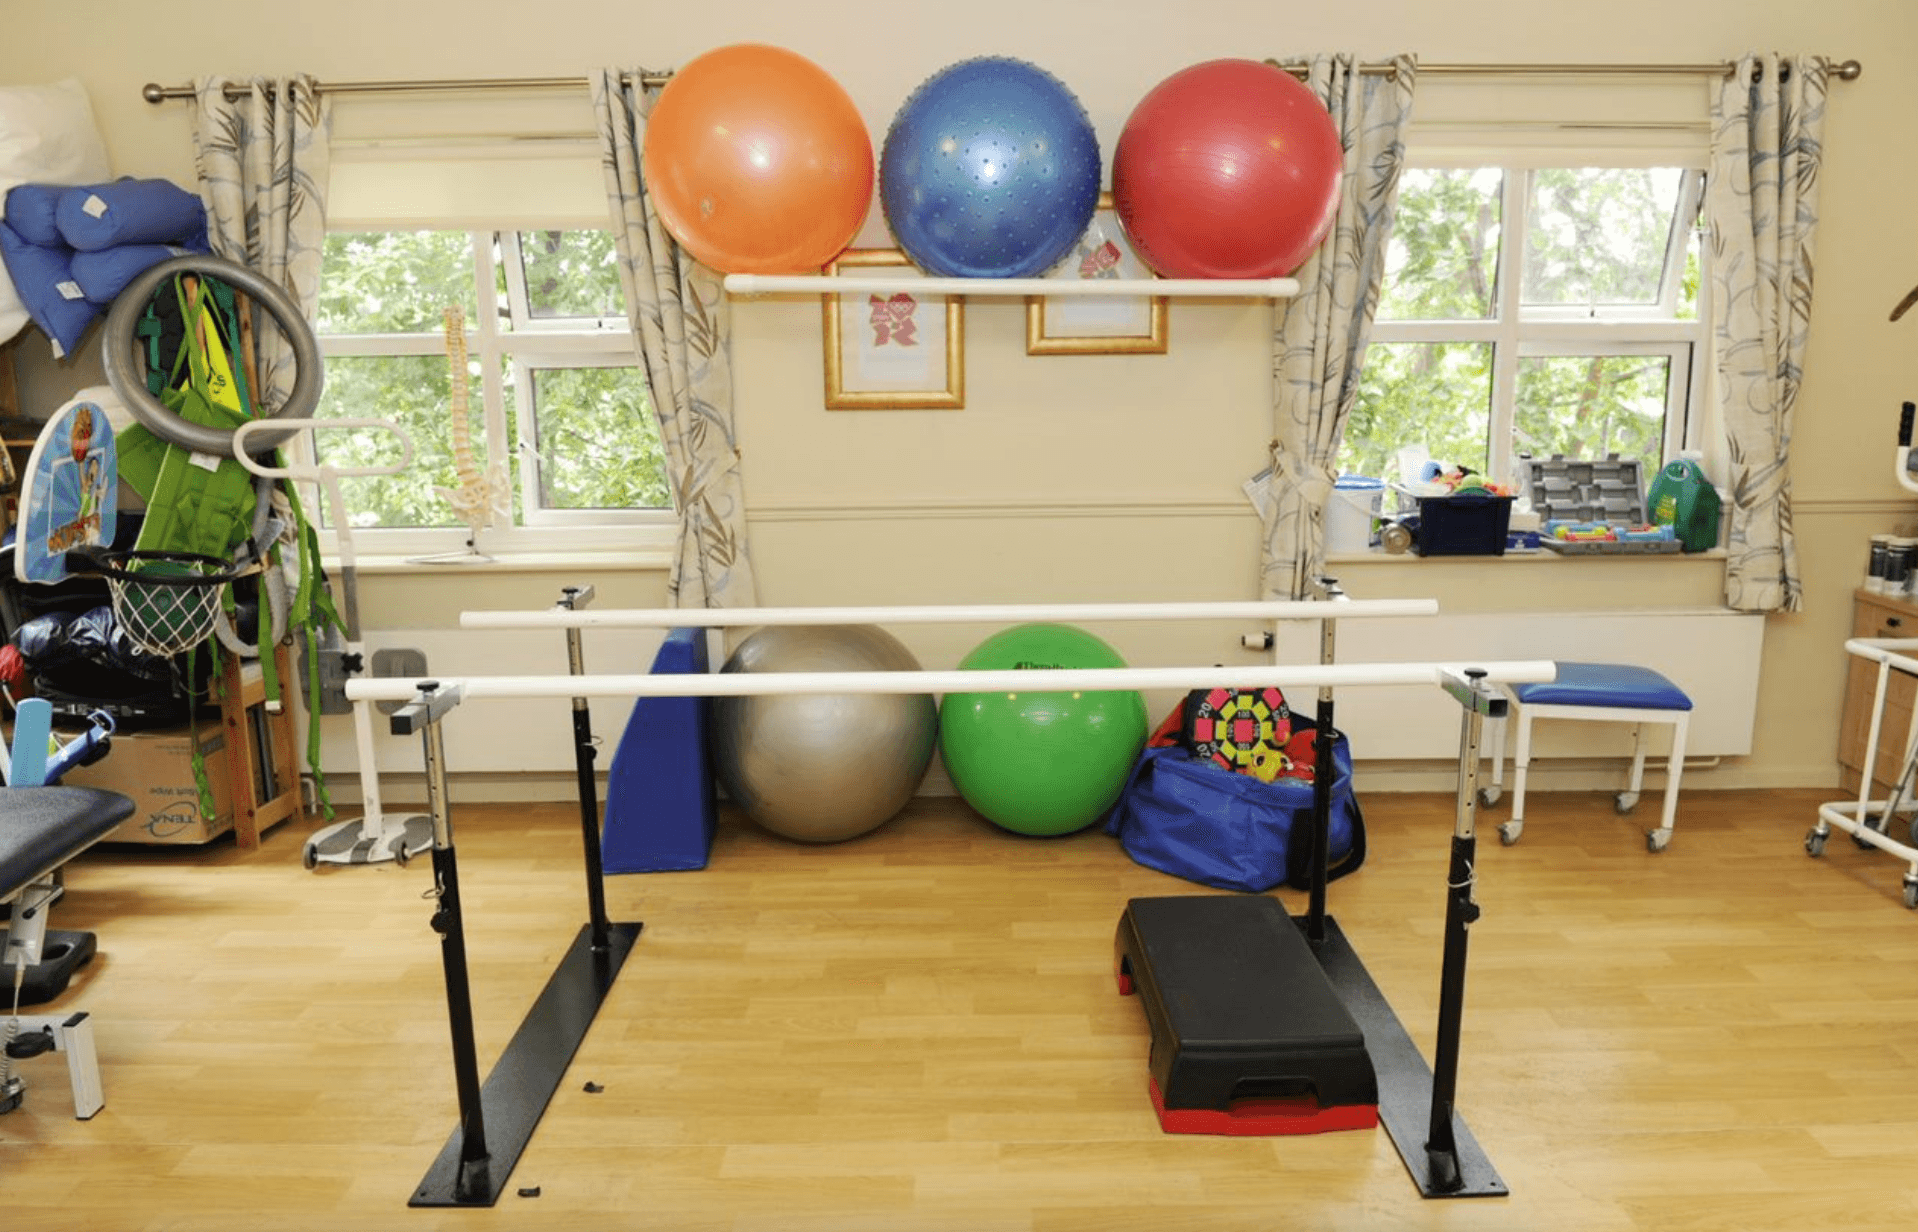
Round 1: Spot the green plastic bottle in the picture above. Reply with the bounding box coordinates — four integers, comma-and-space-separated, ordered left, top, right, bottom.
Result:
1646, 458, 1722, 553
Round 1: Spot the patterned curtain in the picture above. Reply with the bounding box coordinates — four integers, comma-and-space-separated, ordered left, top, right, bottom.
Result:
1243, 55, 1417, 599
191, 75, 330, 409
1708, 54, 1830, 614
591, 69, 756, 609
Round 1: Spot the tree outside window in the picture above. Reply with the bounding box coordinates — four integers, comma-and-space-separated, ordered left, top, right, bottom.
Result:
312, 229, 668, 550
1339, 166, 1705, 486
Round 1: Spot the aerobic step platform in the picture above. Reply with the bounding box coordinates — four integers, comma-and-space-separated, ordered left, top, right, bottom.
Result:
1115, 894, 1378, 1135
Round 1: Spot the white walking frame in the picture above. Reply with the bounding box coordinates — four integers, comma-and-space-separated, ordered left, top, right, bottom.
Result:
232, 418, 432, 868
1811, 637, 1918, 907
1805, 432, 1918, 906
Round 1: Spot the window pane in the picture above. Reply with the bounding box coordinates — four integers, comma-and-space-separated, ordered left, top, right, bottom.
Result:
1340, 341, 1494, 479
1512, 354, 1670, 469
1522, 169, 1683, 310
1677, 210, 1702, 320
1377, 169, 1502, 321
314, 355, 460, 528
517, 230, 627, 320
527, 367, 668, 509
317, 232, 477, 334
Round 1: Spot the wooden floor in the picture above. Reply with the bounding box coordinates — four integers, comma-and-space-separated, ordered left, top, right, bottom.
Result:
6, 785, 1918, 1231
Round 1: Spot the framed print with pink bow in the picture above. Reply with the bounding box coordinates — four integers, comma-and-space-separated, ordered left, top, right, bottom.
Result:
822, 249, 965, 410
1025, 194, 1167, 356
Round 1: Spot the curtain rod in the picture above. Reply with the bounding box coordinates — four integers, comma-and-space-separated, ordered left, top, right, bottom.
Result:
139, 57, 1862, 104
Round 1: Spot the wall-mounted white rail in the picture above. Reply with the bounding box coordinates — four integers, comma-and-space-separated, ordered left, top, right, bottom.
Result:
722, 273, 1298, 299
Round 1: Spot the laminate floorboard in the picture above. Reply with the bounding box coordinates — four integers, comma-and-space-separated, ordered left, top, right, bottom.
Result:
3, 787, 1914, 1231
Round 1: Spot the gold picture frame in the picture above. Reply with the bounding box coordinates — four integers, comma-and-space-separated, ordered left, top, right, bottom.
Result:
822, 249, 965, 409
1025, 193, 1168, 355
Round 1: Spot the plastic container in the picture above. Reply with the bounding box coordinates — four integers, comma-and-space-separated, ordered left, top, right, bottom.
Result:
1326, 476, 1384, 553
1645, 458, 1723, 552
1413, 492, 1512, 556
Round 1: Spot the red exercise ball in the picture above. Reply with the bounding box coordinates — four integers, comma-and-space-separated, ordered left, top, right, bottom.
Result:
1112, 59, 1344, 280
642, 45, 874, 274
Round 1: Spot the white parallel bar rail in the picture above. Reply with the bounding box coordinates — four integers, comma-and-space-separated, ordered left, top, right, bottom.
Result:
723, 274, 1299, 299
1814, 636, 1918, 906
458, 598, 1439, 631
347, 660, 1558, 705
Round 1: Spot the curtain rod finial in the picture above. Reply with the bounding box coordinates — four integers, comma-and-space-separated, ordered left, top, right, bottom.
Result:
1836, 59, 1863, 81
141, 82, 167, 104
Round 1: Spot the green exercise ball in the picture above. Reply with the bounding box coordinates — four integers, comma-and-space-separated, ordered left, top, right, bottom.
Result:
940, 622, 1148, 837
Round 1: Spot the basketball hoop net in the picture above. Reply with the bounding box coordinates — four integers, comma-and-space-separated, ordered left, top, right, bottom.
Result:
66, 546, 251, 659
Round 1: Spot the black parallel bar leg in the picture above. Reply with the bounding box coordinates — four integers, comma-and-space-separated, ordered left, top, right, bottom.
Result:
399, 673, 643, 1209
557, 586, 611, 948
1331, 665, 1506, 1199
413, 684, 493, 1203
1303, 575, 1343, 942
1425, 667, 1494, 1193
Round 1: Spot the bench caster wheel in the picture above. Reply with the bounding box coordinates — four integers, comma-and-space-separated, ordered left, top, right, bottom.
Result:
1477, 785, 1502, 808
1498, 819, 1523, 846
1615, 791, 1639, 814
1805, 828, 1828, 857
1904, 880, 1918, 910
1646, 827, 1672, 853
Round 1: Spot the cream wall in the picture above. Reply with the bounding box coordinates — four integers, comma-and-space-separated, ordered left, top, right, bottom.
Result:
3, 0, 1914, 796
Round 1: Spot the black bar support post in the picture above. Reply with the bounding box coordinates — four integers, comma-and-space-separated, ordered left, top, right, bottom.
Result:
399, 682, 494, 1203
1303, 575, 1344, 942
1425, 667, 1500, 1192
1322, 665, 1507, 1199
556, 585, 612, 950
397, 672, 644, 1210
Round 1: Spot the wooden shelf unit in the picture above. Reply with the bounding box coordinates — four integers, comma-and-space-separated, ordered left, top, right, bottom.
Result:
1838, 587, 1918, 795
219, 640, 306, 849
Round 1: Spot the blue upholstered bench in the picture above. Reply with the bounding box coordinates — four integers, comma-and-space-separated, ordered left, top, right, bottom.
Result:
1480, 662, 1694, 853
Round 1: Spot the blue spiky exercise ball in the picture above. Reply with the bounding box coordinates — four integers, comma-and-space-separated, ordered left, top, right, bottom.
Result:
879, 57, 1101, 278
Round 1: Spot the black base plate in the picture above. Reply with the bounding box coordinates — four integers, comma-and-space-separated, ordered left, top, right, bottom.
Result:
1311, 915, 1506, 1199
0, 928, 96, 1006
410, 920, 641, 1207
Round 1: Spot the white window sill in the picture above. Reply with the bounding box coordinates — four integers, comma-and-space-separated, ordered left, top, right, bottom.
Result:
1326, 547, 1728, 563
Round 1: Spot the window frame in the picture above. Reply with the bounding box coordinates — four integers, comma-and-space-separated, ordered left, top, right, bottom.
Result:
1360, 156, 1712, 488
309, 226, 675, 561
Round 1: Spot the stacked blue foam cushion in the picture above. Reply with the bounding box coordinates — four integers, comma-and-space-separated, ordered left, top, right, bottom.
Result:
0, 177, 210, 357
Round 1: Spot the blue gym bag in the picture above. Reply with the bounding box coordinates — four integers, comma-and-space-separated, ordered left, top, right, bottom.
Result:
1104, 729, 1366, 894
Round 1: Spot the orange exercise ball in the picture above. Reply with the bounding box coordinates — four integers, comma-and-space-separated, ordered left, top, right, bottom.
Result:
1112, 59, 1344, 280
643, 45, 874, 274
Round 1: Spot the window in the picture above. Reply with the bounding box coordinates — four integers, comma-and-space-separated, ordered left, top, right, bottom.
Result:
1339, 166, 1707, 486
312, 229, 669, 555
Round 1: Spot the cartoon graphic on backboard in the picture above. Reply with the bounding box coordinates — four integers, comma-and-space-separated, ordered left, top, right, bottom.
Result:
15, 398, 117, 584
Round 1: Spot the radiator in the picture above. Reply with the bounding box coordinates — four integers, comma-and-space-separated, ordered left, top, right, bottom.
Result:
1274, 608, 1764, 760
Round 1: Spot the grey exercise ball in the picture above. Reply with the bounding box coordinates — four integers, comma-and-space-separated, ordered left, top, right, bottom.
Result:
710, 624, 938, 843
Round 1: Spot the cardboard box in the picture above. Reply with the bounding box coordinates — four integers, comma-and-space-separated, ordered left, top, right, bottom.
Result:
56, 723, 234, 844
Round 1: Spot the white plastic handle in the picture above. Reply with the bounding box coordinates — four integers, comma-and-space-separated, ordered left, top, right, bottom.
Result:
233, 417, 416, 480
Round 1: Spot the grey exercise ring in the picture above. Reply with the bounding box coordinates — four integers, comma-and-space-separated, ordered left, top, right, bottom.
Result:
101, 254, 322, 457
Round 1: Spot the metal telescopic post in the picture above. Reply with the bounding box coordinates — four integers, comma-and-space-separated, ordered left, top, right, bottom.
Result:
556, 587, 611, 951
405, 681, 491, 1203
1425, 667, 1499, 1194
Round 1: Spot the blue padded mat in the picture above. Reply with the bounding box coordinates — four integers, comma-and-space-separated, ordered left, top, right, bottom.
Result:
601, 627, 717, 873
